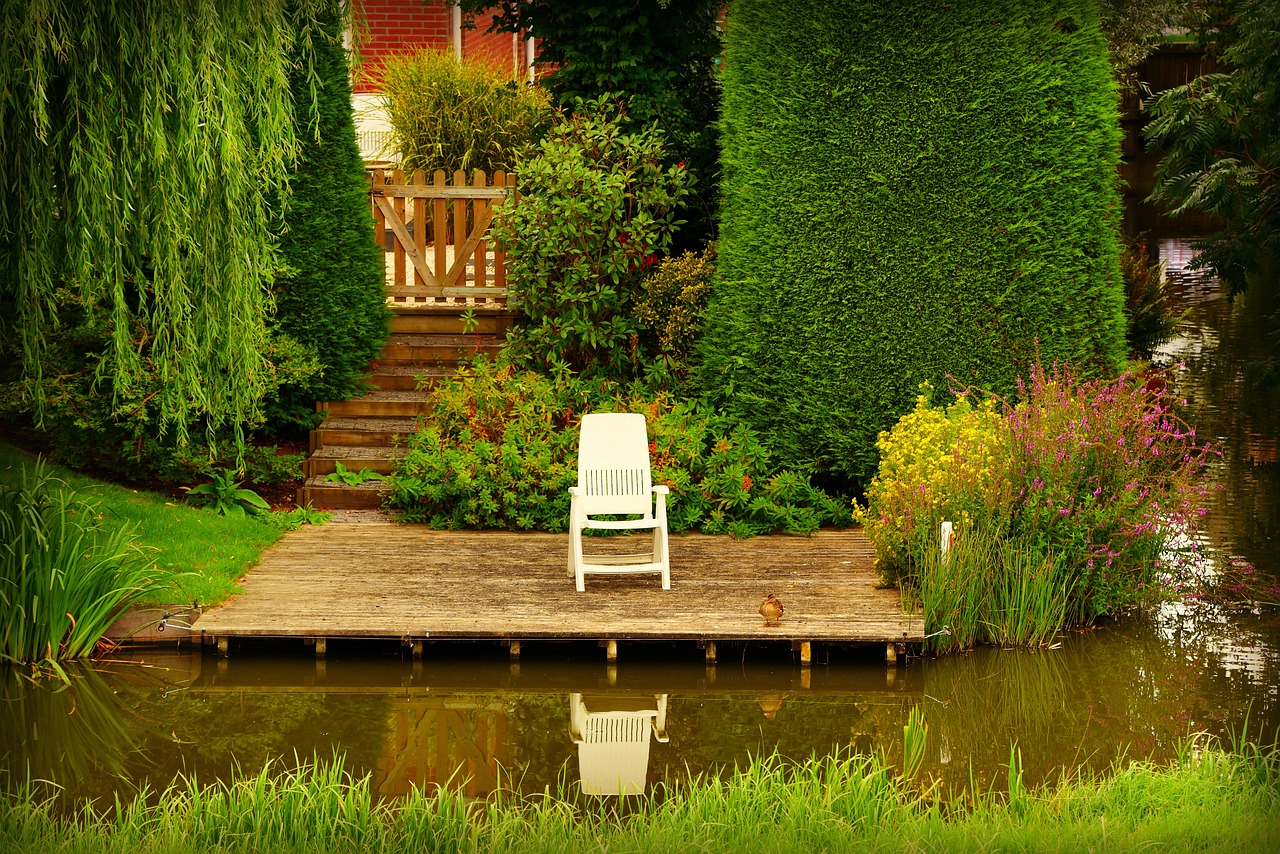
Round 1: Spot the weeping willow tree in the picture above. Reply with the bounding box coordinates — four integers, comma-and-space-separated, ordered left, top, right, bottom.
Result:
0, 0, 329, 446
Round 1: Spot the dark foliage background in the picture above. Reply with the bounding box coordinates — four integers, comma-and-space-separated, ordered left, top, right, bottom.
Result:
460, 0, 722, 251
699, 0, 1127, 486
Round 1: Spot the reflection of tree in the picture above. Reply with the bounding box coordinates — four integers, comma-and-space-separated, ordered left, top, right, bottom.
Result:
1158, 276, 1280, 583
5, 664, 396, 800
0, 664, 151, 801
915, 618, 1280, 792
135, 690, 390, 788
506, 694, 576, 794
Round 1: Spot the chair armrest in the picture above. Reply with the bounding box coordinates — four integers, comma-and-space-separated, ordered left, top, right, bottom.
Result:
652, 485, 670, 495
568, 486, 583, 496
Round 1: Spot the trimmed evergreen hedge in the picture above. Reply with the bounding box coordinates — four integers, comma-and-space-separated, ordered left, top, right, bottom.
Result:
272, 0, 389, 424
699, 0, 1126, 485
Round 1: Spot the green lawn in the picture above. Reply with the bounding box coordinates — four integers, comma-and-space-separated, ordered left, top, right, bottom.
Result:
0, 441, 282, 606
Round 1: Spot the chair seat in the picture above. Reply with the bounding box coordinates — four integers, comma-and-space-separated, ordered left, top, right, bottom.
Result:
584, 517, 661, 530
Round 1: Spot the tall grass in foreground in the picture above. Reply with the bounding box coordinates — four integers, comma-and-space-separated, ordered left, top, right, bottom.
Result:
0, 462, 165, 668
3, 739, 1277, 852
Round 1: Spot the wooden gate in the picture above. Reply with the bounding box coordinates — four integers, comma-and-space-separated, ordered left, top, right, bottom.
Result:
369, 168, 517, 307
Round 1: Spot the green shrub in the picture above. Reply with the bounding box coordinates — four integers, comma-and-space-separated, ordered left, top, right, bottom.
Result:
493, 96, 690, 378
386, 357, 849, 536
0, 461, 165, 667
379, 48, 552, 175
700, 0, 1127, 486
634, 248, 715, 377
272, 0, 390, 422
857, 363, 1216, 648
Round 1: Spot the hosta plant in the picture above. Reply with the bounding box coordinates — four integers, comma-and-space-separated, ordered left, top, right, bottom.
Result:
184, 470, 271, 517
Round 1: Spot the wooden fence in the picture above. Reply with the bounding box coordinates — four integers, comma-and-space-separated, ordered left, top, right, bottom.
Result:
369, 168, 517, 307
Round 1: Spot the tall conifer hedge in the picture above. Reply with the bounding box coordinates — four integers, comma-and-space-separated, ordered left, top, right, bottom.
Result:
273, 0, 389, 421
700, 0, 1126, 485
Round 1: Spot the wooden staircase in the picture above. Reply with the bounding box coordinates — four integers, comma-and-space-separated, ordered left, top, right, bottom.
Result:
297, 306, 509, 510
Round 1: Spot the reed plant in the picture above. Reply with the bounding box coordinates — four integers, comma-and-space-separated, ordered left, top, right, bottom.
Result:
916, 530, 1073, 651
0, 461, 166, 668
2, 740, 1276, 852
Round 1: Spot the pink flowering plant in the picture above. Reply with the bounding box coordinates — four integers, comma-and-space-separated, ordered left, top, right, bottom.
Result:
856, 362, 1217, 648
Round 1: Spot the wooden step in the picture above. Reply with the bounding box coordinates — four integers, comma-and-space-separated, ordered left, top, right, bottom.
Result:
311, 416, 418, 449
366, 365, 454, 391
378, 333, 500, 366
296, 477, 390, 511
303, 445, 405, 478
389, 309, 513, 336
320, 390, 433, 418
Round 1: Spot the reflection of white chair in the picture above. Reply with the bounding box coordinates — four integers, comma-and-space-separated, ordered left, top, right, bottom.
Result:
568, 413, 671, 593
569, 693, 669, 796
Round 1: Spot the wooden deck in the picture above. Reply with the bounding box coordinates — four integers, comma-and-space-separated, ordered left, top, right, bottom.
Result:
194, 525, 923, 661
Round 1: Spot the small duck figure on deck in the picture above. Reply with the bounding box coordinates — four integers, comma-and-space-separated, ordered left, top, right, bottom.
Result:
759, 593, 784, 625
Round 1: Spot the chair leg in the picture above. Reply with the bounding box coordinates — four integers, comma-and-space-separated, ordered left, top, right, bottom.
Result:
571, 527, 586, 593
657, 528, 670, 590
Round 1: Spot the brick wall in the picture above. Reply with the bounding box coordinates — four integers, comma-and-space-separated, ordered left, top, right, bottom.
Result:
353, 0, 451, 94
462, 10, 528, 81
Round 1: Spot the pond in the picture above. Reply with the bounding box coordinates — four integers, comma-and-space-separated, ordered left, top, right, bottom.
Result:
3, 238, 1277, 804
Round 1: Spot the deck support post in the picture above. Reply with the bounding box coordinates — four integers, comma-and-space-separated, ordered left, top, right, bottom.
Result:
216, 636, 229, 657
412, 639, 423, 659
886, 642, 897, 665
605, 639, 618, 664
315, 637, 327, 658
704, 641, 717, 665
509, 640, 521, 661
794, 640, 812, 666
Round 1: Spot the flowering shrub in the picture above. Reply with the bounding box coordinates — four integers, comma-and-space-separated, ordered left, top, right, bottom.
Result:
493, 95, 690, 379
386, 357, 849, 536
857, 363, 1216, 643
633, 248, 715, 377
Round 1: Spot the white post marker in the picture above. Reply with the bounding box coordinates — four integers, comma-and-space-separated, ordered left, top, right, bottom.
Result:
940, 520, 953, 559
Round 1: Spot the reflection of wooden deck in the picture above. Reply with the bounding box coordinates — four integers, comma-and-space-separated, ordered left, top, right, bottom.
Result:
194, 525, 922, 659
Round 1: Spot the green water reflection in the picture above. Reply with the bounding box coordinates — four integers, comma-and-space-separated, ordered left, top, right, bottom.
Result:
3, 615, 1276, 803
2, 239, 1276, 804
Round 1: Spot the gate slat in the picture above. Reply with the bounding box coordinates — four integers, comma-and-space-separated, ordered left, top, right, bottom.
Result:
413, 168, 427, 289
433, 170, 447, 287
473, 169, 488, 290
392, 168, 406, 290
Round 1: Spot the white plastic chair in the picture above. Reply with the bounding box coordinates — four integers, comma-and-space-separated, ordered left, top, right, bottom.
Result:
568, 413, 671, 592
569, 692, 670, 796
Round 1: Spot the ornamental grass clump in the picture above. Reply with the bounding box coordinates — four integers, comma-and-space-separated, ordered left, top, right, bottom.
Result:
378, 47, 551, 174
858, 363, 1215, 650
0, 462, 164, 668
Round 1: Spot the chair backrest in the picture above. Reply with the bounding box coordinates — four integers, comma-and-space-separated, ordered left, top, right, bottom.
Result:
576, 413, 653, 516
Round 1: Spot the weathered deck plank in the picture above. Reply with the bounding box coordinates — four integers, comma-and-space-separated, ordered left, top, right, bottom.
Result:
195, 525, 922, 645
